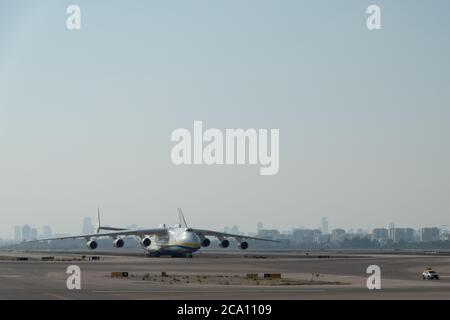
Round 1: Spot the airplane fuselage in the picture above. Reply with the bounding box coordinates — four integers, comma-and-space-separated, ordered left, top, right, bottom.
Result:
145, 226, 201, 257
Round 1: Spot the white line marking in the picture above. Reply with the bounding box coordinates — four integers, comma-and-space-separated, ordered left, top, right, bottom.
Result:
93, 289, 326, 294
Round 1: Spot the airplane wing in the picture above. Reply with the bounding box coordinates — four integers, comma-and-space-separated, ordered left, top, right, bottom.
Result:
193, 229, 279, 242
176, 208, 277, 242
30, 228, 167, 242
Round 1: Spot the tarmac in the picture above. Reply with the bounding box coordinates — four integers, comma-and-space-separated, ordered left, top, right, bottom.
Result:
0, 250, 449, 299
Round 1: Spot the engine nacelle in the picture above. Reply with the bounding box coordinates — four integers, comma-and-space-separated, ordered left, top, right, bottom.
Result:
140, 237, 151, 248
238, 241, 249, 250
219, 239, 230, 248
201, 238, 211, 247
86, 240, 98, 250
113, 238, 124, 248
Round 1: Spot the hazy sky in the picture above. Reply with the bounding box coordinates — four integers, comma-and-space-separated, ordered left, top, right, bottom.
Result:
1, 0, 450, 237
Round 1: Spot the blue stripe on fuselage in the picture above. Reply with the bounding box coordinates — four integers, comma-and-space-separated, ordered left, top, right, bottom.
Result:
158, 245, 200, 254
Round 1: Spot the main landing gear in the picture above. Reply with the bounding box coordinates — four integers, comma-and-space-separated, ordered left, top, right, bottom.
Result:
147, 251, 161, 258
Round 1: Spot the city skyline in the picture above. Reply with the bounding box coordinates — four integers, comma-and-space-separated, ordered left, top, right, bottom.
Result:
3, 217, 448, 243
3, 211, 449, 239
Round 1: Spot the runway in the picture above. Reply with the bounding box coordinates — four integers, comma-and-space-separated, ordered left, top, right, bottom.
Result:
0, 250, 449, 299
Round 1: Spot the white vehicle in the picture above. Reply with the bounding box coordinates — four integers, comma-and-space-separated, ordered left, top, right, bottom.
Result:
422, 269, 440, 280
31, 209, 277, 258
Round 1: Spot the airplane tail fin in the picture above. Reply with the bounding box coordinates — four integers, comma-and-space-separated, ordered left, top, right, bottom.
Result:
96, 208, 101, 233
95, 207, 127, 233
178, 208, 188, 228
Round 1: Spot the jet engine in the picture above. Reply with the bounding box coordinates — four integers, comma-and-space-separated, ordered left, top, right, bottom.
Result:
201, 238, 211, 247
113, 238, 124, 248
238, 241, 249, 250
219, 239, 230, 248
86, 240, 98, 250
140, 236, 151, 248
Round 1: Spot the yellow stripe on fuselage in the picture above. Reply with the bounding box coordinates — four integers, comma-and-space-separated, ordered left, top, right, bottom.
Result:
175, 242, 201, 249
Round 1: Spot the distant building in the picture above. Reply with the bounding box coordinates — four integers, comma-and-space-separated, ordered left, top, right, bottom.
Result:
405, 228, 415, 242
257, 222, 263, 234
389, 228, 415, 243
321, 217, 329, 235
43, 225, 52, 238
22, 225, 31, 241
420, 228, 440, 242
30, 228, 38, 240
331, 229, 346, 242
372, 228, 388, 243
230, 225, 242, 235
277, 233, 293, 242
292, 229, 322, 244
82, 217, 94, 234
258, 229, 281, 240
441, 230, 450, 241
14, 225, 21, 242
388, 228, 394, 241
355, 228, 369, 236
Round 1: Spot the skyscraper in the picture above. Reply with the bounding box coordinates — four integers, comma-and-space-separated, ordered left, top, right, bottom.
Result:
257, 222, 263, 234
43, 225, 52, 238
82, 217, 94, 234
372, 228, 389, 243
21, 225, 31, 241
230, 225, 241, 235
331, 229, 346, 242
293, 229, 322, 244
30, 228, 38, 240
421, 228, 440, 242
388, 228, 415, 243
321, 217, 329, 235
14, 225, 21, 242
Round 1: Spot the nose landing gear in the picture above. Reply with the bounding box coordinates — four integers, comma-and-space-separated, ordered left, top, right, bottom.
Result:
147, 251, 160, 258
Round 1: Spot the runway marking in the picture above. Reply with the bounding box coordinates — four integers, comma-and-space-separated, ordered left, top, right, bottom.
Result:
93, 289, 326, 294
0, 275, 22, 278
45, 292, 71, 300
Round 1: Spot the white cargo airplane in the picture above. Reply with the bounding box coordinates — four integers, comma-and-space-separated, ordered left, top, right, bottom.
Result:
34, 209, 276, 258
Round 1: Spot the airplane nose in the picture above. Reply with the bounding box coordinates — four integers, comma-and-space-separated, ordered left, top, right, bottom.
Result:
183, 231, 201, 248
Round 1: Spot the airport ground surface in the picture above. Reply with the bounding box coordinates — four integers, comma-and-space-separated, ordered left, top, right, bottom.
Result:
0, 250, 449, 300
